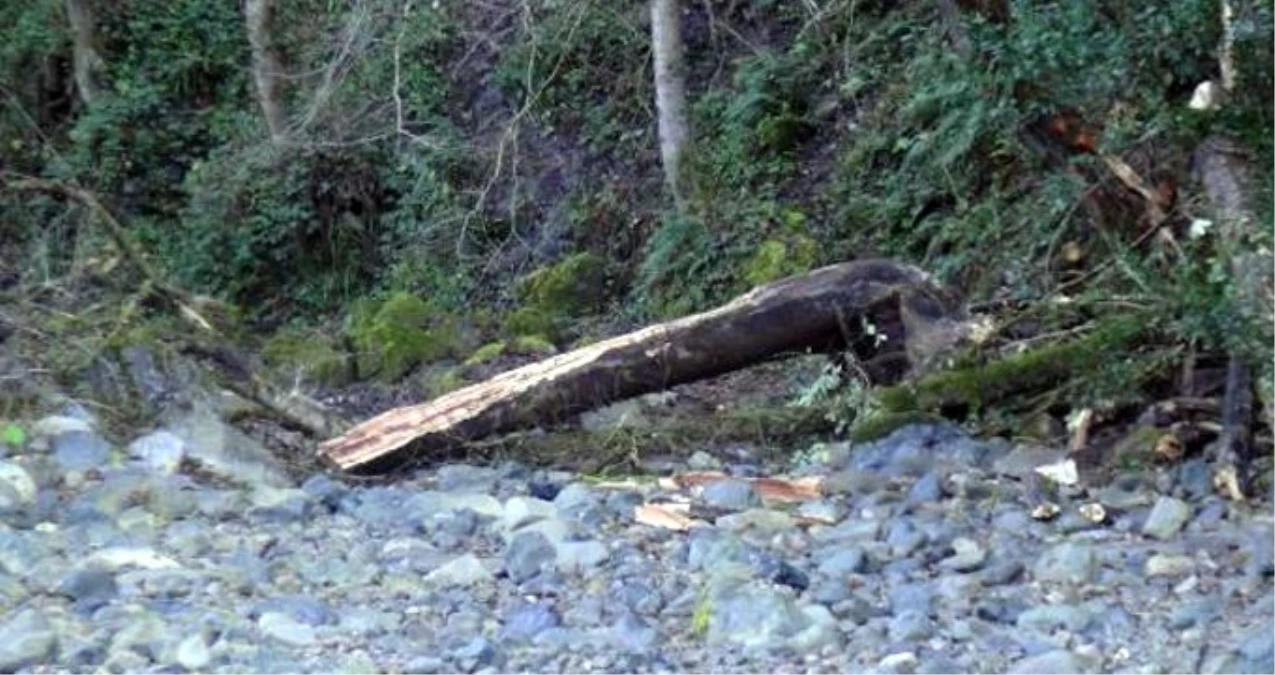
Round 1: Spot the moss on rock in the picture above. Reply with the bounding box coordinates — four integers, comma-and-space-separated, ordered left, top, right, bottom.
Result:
348, 292, 465, 381
740, 227, 819, 288
464, 341, 507, 366
261, 328, 351, 386
503, 253, 610, 341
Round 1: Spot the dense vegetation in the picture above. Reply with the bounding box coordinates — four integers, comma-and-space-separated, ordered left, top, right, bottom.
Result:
1, 0, 1271, 456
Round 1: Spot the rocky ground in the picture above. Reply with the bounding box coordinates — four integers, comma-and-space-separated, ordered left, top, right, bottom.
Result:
0, 401, 1272, 674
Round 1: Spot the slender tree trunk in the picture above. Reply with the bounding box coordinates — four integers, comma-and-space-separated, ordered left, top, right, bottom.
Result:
65, 0, 104, 105
1189, 0, 1273, 498
650, 0, 691, 210
244, 0, 288, 146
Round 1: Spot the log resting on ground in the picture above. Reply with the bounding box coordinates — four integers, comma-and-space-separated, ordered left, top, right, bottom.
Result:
318, 259, 967, 473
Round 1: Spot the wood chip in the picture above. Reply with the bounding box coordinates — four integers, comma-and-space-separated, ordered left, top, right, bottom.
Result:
634, 503, 705, 531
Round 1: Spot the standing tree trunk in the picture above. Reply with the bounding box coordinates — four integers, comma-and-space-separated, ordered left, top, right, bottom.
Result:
650, 0, 691, 210
65, 0, 105, 106
244, 0, 288, 146
1189, 0, 1274, 498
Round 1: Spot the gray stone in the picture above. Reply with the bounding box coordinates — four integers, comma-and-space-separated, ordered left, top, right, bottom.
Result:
252, 595, 335, 626
886, 520, 928, 558
165, 410, 292, 488
52, 431, 111, 471
687, 451, 722, 470
0, 480, 22, 514
56, 568, 119, 607
0, 608, 57, 672
1145, 553, 1195, 577
906, 472, 945, 503
993, 445, 1066, 479
0, 460, 36, 504
502, 496, 556, 530
425, 554, 495, 587
580, 400, 650, 431
1016, 604, 1093, 633
940, 537, 987, 572
1168, 598, 1222, 629
555, 540, 609, 573
795, 499, 844, 524
258, 611, 317, 647
248, 486, 315, 522
434, 464, 500, 492
700, 479, 761, 511
504, 531, 557, 583
706, 582, 811, 649
888, 584, 934, 615
605, 613, 660, 654
1176, 459, 1214, 499
173, 633, 211, 671
500, 604, 560, 643
1032, 542, 1097, 584
127, 431, 186, 474
32, 415, 94, 441
1008, 649, 1088, 674
979, 559, 1025, 586
1142, 497, 1193, 540
450, 636, 501, 671
817, 547, 867, 576
888, 610, 933, 642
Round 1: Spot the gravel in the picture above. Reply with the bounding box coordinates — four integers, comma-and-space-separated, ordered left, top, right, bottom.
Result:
0, 417, 1270, 673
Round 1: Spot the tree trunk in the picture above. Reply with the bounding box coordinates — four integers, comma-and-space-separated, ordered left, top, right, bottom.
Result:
244, 0, 288, 145
1194, 135, 1274, 496
65, 0, 104, 105
318, 260, 968, 473
1193, 0, 1275, 495
651, 0, 691, 209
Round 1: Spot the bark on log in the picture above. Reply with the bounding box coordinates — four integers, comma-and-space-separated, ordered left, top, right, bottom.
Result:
318, 260, 967, 473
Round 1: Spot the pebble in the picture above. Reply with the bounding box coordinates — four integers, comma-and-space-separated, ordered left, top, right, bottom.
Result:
1142, 496, 1193, 540
0, 419, 1266, 674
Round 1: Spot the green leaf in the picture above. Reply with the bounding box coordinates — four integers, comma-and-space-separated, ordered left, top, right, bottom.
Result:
1, 423, 26, 448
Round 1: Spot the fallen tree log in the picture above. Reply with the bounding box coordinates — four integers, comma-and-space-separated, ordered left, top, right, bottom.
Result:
318, 259, 967, 473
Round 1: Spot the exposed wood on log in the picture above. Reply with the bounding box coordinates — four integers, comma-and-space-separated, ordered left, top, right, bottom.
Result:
318, 260, 966, 473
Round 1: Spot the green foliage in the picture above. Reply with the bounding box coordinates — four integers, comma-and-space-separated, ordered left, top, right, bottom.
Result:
518, 252, 608, 311
741, 214, 819, 287
463, 341, 507, 367
260, 328, 351, 387
830, 0, 1244, 297
495, 2, 650, 149
177, 144, 388, 315
347, 292, 463, 381
65, 1, 255, 207
877, 315, 1152, 415
692, 44, 819, 192
504, 253, 610, 340
1, 423, 27, 449
634, 212, 726, 318
511, 335, 558, 356
416, 366, 469, 398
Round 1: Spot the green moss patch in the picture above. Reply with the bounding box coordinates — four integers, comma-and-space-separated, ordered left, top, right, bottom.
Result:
740, 214, 820, 288
877, 317, 1149, 415
503, 253, 610, 341
348, 292, 466, 381
261, 328, 352, 386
